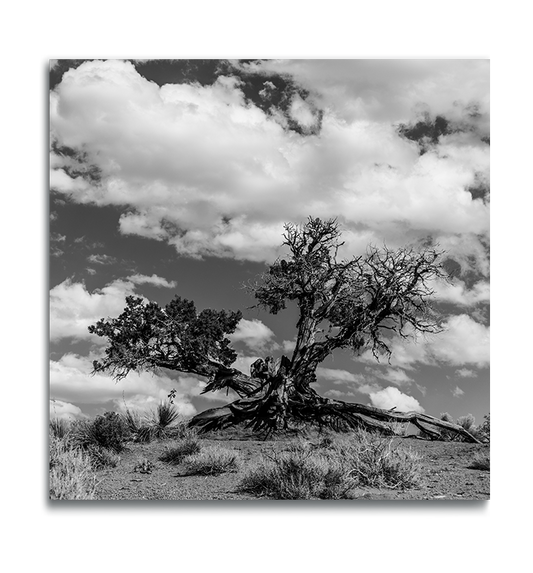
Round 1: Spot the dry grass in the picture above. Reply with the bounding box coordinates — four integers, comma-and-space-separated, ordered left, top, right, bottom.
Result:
239, 430, 423, 499
183, 445, 241, 475
468, 451, 490, 471
49, 433, 98, 500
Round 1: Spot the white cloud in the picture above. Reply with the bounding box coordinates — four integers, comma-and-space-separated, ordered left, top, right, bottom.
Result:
50, 278, 139, 342
228, 318, 277, 353
50, 353, 202, 416
226, 353, 262, 378
368, 386, 424, 413
372, 368, 414, 387
316, 367, 367, 386
50, 59, 489, 269
430, 315, 490, 367
127, 274, 177, 288
324, 389, 358, 400
50, 399, 88, 421
289, 93, 319, 131
360, 314, 490, 369
282, 339, 296, 353
432, 278, 490, 306
452, 386, 465, 397
456, 368, 478, 378
50, 274, 177, 342
87, 254, 116, 265
238, 59, 489, 125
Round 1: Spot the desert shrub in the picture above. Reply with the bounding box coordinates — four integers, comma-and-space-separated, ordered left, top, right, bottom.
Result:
122, 400, 186, 443
183, 446, 240, 475
340, 431, 422, 489
439, 412, 457, 440
49, 433, 97, 500
133, 458, 155, 474
468, 450, 490, 471
318, 429, 422, 489
241, 430, 422, 499
240, 442, 353, 500
476, 414, 490, 442
71, 411, 130, 453
457, 414, 476, 433
50, 417, 71, 440
160, 437, 201, 465
85, 444, 121, 469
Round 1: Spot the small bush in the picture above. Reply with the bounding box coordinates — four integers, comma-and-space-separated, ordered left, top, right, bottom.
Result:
160, 437, 201, 465
240, 444, 353, 500
240, 430, 422, 499
50, 417, 71, 440
85, 445, 121, 469
183, 446, 240, 475
134, 458, 155, 474
468, 451, 490, 471
71, 412, 130, 453
476, 414, 490, 442
457, 414, 476, 433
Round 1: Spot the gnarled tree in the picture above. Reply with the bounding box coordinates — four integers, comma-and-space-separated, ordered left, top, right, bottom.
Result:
89, 217, 480, 443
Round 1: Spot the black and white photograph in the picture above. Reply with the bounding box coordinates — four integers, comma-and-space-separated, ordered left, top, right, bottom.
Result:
49, 58, 490, 501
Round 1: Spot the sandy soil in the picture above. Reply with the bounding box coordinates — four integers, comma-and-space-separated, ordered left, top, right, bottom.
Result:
95, 430, 489, 501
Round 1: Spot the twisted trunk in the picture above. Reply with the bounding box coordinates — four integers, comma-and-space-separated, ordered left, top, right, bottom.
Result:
189, 354, 481, 443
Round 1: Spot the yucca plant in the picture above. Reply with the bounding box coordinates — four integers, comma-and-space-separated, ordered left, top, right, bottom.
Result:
143, 400, 181, 441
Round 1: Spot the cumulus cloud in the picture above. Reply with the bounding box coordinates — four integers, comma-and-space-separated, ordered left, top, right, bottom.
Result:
282, 339, 296, 353
360, 314, 490, 369
127, 274, 177, 288
50, 353, 202, 416
50, 278, 138, 342
228, 319, 277, 353
50, 59, 489, 270
238, 59, 489, 124
432, 278, 490, 306
232, 353, 261, 377
368, 386, 424, 413
456, 368, 478, 378
371, 368, 414, 387
452, 386, 465, 397
50, 399, 88, 421
316, 367, 367, 386
50, 274, 177, 342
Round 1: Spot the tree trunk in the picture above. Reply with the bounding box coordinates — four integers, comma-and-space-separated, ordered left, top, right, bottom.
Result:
189, 355, 481, 443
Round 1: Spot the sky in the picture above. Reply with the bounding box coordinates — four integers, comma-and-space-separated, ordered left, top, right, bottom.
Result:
49, 59, 489, 425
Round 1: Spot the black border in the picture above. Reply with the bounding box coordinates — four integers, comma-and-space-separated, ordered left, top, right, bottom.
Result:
36, 50, 493, 521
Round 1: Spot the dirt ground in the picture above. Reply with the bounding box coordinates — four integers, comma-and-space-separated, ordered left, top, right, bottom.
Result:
95, 429, 490, 501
